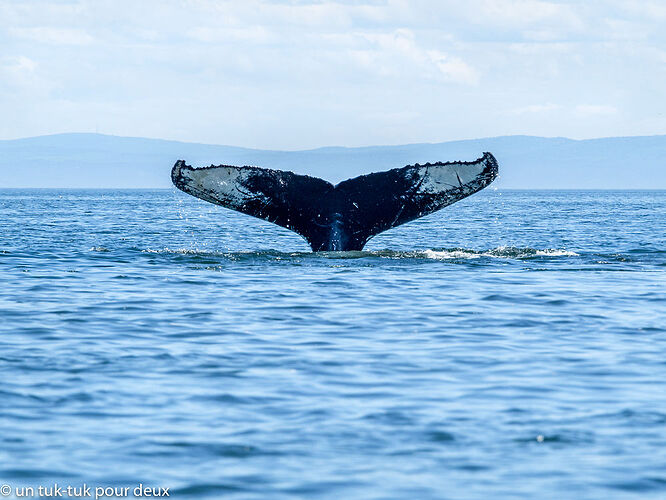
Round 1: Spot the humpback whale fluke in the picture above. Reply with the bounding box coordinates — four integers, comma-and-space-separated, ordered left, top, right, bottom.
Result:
171, 153, 499, 251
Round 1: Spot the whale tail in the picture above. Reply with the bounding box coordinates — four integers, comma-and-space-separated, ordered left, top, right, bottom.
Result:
171, 153, 499, 251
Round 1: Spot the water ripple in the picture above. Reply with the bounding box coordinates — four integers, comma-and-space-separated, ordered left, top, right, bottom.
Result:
1, 189, 665, 499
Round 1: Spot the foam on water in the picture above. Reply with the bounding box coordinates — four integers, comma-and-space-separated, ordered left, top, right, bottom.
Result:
422, 246, 579, 259
137, 246, 580, 261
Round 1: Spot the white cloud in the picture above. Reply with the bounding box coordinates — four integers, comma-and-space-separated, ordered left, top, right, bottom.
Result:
511, 103, 619, 119
189, 26, 274, 44
575, 105, 618, 116
3, 55, 37, 74
427, 50, 479, 85
511, 103, 561, 114
478, 0, 583, 28
1, 56, 37, 86
9, 27, 95, 45
612, 0, 666, 21
0, 0, 663, 146
350, 29, 479, 84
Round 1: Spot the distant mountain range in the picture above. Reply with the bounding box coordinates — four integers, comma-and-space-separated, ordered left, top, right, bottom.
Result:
1, 133, 664, 188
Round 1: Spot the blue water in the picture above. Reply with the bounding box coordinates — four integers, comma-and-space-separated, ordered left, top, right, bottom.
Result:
1, 188, 665, 499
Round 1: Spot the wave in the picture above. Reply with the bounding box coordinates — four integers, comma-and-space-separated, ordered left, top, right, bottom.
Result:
135, 246, 579, 261
422, 247, 579, 260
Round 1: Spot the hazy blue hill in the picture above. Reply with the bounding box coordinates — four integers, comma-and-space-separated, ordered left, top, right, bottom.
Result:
1, 133, 664, 188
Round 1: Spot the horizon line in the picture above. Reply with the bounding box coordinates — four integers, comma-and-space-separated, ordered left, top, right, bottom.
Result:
2, 187, 666, 192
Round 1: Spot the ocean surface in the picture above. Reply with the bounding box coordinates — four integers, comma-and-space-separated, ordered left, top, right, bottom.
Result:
1, 188, 665, 500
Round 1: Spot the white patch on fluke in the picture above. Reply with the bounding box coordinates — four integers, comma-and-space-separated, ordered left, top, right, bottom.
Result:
417, 162, 486, 195
178, 166, 270, 208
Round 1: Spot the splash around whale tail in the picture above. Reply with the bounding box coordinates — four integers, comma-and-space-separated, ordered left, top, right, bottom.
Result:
171, 153, 499, 251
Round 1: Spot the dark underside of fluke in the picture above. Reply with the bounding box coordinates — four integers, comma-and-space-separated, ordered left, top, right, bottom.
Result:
171, 153, 499, 251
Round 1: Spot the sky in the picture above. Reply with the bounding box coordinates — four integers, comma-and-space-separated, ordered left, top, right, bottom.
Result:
1, 0, 665, 149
